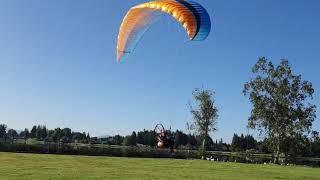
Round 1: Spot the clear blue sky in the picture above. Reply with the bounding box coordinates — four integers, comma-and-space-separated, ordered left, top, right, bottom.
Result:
0, 0, 319, 141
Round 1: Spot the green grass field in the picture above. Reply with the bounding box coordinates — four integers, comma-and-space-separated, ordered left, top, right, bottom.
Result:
0, 152, 319, 180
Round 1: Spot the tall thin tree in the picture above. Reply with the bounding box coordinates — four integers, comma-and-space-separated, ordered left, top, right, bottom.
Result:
189, 88, 218, 156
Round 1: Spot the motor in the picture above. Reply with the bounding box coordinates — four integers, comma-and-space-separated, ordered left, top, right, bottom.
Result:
154, 124, 174, 152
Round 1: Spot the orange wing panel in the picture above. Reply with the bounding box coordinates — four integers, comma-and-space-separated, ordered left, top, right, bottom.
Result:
117, 1, 197, 62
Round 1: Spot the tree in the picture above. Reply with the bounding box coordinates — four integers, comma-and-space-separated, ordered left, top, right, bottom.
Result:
189, 88, 218, 156
240, 134, 246, 150
19, 128, 30, 139
7, 129, 18, 143
130, 131, 137, 146
47, 130, 55, 140
0, 124, 7, 138
310, 131, 320, 157
174, 131, 181, 148
0, 124, 7, 143
231, 134, 241, 152
311, 131, 319, 141
207, 136, 215, 151
51, 128, 62, 142
187, 134, 197, 148
113, 135, 124, 145
72, 132, 82, 143
82, 132, 89, 143
30, 126, 37, 138
256, 139, 271, 154
61, 128, 72, 142
36, 125, 42, 140
243, 57, 316, 163
284, 134, 309, 157
41, 126, 47, 140
123, 135, 131, 146
60, 136, 70, 144
123, 132, 137, 146
136, 131, 144, 145
135, 130, 154, 146
245, 135, 257, 150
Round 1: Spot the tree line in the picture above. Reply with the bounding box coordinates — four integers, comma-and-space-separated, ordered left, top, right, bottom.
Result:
0, 124, 90, 144
1, 123, 320, 158
0, 123, 241, 152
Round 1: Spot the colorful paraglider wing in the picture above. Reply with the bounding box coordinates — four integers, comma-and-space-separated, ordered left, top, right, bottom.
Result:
117, 8, 163, 62
177, 0, 211, 41
117, 0, 211, 62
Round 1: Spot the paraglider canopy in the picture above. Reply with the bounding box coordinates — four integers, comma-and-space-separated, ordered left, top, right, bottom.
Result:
117, 0, 211, 63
